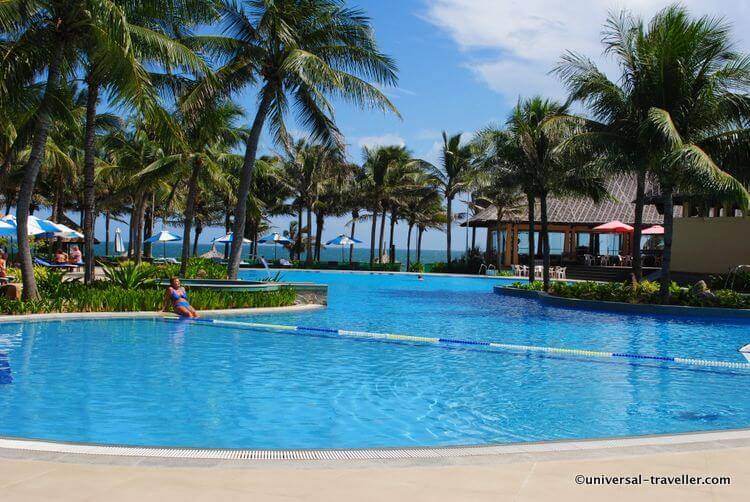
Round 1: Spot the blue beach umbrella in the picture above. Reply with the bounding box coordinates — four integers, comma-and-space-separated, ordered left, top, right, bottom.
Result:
258, 232, 292, 260
325, 234, 363, 263
144, 230, 181, 258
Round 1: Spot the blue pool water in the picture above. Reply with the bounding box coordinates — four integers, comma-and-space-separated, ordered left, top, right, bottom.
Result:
0, 270, 749, 449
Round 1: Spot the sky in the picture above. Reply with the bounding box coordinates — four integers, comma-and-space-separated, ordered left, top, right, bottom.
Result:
72, 0, 750, 251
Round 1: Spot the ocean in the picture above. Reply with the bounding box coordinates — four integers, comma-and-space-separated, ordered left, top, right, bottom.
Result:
92, 242, 452, 265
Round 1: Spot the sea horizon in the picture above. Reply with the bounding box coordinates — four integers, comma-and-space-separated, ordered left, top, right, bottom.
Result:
92, 241, 463, 265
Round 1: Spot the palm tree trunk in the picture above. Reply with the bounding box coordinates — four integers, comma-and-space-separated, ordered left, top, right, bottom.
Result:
180, 157, 202, 275
227, 88, 274, 279
133, 194, 147, 264
446, 196, 453, 263
143, 201, 153, 259
540, 191, 551, 291
193, 220, 202, 256
406, 223, 413, 270
82, 78, 99, 285
417, 226, 424, 263
369, 208, 378, 267
496, 221, 503, 269
349, 211, 357, 264
632, 169, 646, 281
305, 206, 313, 263
378, 210, 386, 261
314, 212, 324, 261
127, 207, 135, 258
16, 45, 65, 300
388, 211, 397, 262
527, 192, 536, 283
659, 187, 675, 304
105, 210, 110, 256
297, 205, 304, 260
370, 209, 378, 268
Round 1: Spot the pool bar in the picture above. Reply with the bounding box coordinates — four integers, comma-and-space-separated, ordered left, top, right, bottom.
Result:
165, 317, 750, 371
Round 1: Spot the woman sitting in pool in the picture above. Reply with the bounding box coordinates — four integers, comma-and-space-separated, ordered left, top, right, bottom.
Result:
163, 277, 199, 318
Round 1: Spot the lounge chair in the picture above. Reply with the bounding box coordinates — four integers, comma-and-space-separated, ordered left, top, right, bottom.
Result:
34, 257, 78, 270
0, 275, 16, 285
279, 258, 293, 267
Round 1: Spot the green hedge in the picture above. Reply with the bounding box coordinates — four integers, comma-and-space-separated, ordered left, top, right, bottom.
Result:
508, 280, 750, 309
0, 281, 296, 315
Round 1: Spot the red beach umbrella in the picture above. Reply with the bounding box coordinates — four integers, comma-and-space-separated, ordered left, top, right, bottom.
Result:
641, 225, 665, 235
592, 220, 634, 233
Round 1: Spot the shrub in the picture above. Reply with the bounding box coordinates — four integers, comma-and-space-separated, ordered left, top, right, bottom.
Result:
507, 280, 750, 310
0, 284, 296, 315
102, 263, 156, 290
408, 262, 424, 273
159, 257, 227, 279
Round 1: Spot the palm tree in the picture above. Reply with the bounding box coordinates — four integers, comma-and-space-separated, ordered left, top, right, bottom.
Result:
636, 6, 750, 301
401, 173, 440, 270
362, 145, 411, 266
472, 126, 537, 283
507, 97, 607, 290
414, 198, 447, 265
186, 0, 400, 279
137, 98, 245, 275
554, 11, 660, 282
341, 164, 368, 264
559, 5, 750, 302
0, 0, 87, 298
414, 132, 476, 264
78, 0, 213, 284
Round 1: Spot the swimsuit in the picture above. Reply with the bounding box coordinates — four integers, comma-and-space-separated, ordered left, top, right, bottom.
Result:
170, 289, 192, 312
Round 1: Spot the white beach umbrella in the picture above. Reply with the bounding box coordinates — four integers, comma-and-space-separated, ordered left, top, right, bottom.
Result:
213, 232, 252, 244
52, 222, 84, 240
114, 228, 125, 255
0, 214, 58, 236
325, 234, 363, 263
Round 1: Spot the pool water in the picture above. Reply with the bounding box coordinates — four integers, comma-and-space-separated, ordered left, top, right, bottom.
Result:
0, 270, 749, 449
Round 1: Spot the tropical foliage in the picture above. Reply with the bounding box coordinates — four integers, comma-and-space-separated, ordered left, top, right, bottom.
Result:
2, 1, 749, 307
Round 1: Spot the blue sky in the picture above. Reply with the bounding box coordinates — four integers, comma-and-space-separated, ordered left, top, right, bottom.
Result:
78, 0, 750, 251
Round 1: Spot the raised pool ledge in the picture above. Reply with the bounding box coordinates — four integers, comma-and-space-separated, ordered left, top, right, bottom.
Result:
0, 303, 325, 324
155, 279, 329, 305
494, 285, 750, 319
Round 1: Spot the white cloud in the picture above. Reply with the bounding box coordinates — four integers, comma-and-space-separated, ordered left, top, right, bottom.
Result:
424, 0, 750, 101
355, 133, 406, 149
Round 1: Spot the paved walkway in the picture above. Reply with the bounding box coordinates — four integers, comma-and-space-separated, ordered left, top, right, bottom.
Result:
0, 445, 747, 501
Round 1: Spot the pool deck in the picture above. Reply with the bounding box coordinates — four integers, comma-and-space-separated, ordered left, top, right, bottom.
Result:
0, 430, 748, 501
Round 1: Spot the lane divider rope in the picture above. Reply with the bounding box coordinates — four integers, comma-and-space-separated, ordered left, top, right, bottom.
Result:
162, 316, 750, 371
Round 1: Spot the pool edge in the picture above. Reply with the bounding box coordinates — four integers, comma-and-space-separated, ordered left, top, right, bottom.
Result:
1, 428, 749, 465
0, 303, 326, 324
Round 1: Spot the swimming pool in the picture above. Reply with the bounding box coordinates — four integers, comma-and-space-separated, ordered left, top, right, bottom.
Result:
0, 270, 749, 449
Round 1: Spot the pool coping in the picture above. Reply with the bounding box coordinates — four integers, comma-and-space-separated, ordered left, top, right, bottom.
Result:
0, 303, 325, 324
0, 428, 749, 466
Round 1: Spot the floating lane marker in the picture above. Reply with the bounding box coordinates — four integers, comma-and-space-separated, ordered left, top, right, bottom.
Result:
163, 317, 750, 371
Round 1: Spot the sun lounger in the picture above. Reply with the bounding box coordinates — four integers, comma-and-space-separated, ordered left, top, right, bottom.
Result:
33, 257, 78, 270
279, 259, 293, 267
